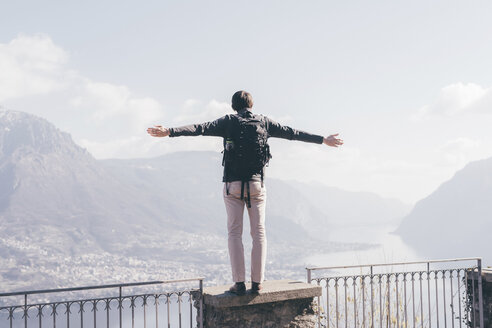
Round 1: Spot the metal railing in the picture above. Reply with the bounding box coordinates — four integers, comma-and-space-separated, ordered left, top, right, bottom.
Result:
0, 277, 204, 328
306, 258, 484, 328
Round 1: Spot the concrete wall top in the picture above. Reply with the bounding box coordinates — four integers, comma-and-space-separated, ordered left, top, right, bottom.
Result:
202, 279, 322, 308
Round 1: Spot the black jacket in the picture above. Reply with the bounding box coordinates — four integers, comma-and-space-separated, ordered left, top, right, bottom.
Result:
169, 109, 323, 182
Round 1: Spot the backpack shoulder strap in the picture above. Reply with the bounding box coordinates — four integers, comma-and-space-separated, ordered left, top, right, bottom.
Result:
223, 114, 238, 138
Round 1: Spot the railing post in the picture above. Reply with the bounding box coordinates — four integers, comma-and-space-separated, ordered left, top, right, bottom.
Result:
199, 279, 204, 328
79, 301, 83, 328
477, 259, 484, 328
307, 269, 312, 283
427, 262, 432, 328
370, 265, 374, 328
24, 294, 27, 328
67, 302, 70, 328
119, 286, 123, 328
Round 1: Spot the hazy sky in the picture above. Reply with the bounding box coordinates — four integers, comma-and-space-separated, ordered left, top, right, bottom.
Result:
1, 1, 492, 203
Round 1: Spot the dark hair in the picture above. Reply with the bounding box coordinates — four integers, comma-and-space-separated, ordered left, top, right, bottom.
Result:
231, 90, 253, 111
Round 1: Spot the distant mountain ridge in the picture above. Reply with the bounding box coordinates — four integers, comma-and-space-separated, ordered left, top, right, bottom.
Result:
0, 110, 88, 159
397, 156, 492, 262
0, 110, 409, 290
287, 180, 410, 227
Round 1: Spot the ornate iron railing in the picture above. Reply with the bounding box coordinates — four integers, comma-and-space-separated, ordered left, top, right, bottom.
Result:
0, 278, 204, 328
307, 258, 484, 328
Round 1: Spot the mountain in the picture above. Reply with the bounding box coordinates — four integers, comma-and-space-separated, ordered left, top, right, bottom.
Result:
0, 111, 174, 255
397, 157, 492, 262
287, 181, 411, 227
0, 110, 408, 291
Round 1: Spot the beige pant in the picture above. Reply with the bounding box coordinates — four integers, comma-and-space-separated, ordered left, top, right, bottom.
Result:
223, 181, 267, 283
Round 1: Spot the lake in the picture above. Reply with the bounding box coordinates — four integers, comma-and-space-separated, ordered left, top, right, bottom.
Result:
305, 223, 422, 271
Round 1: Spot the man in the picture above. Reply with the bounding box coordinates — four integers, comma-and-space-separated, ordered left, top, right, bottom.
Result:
147, 90, 343, 295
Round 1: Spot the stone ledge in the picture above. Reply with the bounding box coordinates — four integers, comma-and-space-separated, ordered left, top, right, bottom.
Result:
203, 279, 321, 308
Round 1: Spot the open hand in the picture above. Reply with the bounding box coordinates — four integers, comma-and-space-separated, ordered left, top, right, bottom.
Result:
323, 133, 343, 147
147, 125, 170, 137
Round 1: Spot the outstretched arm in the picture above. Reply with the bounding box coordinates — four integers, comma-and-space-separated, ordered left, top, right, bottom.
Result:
266, 117, 343, 147
147, 116, 230, 138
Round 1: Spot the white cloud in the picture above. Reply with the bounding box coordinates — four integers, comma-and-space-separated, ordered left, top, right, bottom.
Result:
72, 80, 163, 134
1, 34, 164, 156
417, 83, 491, 118
0, 34, 68, 101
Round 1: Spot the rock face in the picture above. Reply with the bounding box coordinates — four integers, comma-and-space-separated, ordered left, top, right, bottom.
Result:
204, 298, 317, 328
199, 280, 321, 328
466, 269, 492, 327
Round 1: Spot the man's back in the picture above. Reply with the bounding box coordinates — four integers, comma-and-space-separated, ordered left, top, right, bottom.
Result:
222, 111, 271, 183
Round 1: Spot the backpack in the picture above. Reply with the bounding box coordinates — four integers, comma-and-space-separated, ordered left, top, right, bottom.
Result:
222, 111, 272, 206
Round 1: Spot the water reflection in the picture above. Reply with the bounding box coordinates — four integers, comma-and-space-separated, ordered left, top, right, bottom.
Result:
306, 223, 421, 268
